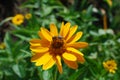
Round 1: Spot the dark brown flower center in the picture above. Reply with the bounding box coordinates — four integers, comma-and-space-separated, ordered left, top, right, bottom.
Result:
51, 36, 64, 48
50, 36, 66, 55
17, 18, 20, 21
108, 64, 113, 68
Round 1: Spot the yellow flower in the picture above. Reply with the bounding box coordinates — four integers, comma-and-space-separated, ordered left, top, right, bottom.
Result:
0, 42, 5, 49
12, 14, 24, 25
103, 60, 117, 73
30, 22, 88, 73
25, 13, 32, 19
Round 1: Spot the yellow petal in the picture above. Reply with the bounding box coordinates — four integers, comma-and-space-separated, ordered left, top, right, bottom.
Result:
62, 52, 77, 61
67, 32, 83, 44
31, 53, 44, 62
30, 39, 41, 44
67, 47, 83, 56
72, 52, 85, 63
67, 42, 88, 49
30, 39, 50, 47
56, 55, 62, 74
40, 39, 50, 47
110, 70, 115, 73
50, 23, 58, 36
60, 22, 64, 36
41, 27, 52, 41
62, 22, 71, 38
30, 47, 49, 53
43, 57, 55, 70
38, 31, 51, 46
35, 52, 52, 66
77, 55, 85, 63
38, 31, 46, 40
66, 25, 78, 41
38, 31, 51, 45
63, 58, 78, 69
30, 39, 41, 46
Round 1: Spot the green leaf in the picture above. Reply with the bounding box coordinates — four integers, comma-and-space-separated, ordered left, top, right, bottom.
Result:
0, 71, 3, 79
0, 17, 12, 26
86, 5, 93, 16
4, 32, 12, 55
12, 64, 25, 78
14, 34, 31, 41
68, 67, 86, 80
43, 70, 51, 80
12, 64, 21, 77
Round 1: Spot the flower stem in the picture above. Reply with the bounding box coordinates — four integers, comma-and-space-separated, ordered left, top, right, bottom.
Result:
53, 66, 58, 80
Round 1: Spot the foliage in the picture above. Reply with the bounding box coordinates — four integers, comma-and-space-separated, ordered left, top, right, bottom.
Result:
0, 0, 120, 80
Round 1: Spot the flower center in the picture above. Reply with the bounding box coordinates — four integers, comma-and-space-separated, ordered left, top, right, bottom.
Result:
52, 36, 64, 48
108, 64, 113, 68
50, 36, 66, 55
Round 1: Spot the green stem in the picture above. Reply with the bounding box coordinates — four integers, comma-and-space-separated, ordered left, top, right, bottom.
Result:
53, 66, 58, 80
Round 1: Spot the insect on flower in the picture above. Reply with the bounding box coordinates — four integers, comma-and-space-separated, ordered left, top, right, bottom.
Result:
30, 22, 88, 73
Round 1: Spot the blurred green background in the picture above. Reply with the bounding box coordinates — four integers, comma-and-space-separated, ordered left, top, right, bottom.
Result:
0, 0, 120, 80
